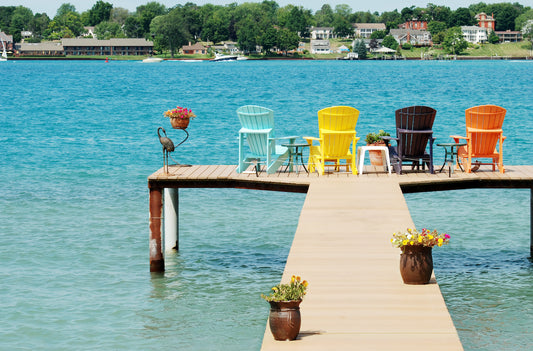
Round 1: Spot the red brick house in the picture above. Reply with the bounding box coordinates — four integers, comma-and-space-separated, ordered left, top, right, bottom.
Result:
476, 13, 495, 31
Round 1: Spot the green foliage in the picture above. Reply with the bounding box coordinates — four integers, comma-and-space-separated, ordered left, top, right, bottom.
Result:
382, 35, 398, 50
87, 1, 112, 26
442, 26, 468, 55
365, 130, 390, 144
354, 39, 367, 59
261, 275, 308, 302
370, 30, 386, 39
94, 21, 124, 39
277, 28, 299, 54
427, 21, 447, 36
488, 30, 500, 44
402, 42, 412, 50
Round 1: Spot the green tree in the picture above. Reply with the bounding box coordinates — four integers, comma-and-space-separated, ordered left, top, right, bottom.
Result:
370, 30, 386, 39
32, 13, 51, 39
259, 26, 278, 54
9, 6, 33, 42
124, 16, 143, 37
150, 9, 190, 57
488, 30, 500, 44
382, 35, 398, 50
354, 39, 367, 59
427, 21, 447, 36
449, 7, 475, 27
94, 21, 124, 39
333, 16, 353, 38
315, 4, 334, 27
515, 9, 533, 31
426, 3, 451, 23
379, 10, 402, 31
137, 1, 167, 36
236, 16, 260, 53
487, 3, 521, 31
277, 28, 299, 55
56, 3, 76, 18
87, 1, 113, 26
0, 6, 16, 31
201, 7, 230, 43
110, 7, 129, 25
442, 26, 468, 55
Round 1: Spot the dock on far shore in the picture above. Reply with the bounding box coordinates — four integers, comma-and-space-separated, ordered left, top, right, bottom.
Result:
147, 164, 533, 350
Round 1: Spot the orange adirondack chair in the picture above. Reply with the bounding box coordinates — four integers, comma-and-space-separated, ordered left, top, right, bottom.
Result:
303, 106, 360, 175
451, 105, 506, 173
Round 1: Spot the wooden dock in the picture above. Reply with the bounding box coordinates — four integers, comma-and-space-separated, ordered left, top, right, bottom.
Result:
147, 165, 533, 350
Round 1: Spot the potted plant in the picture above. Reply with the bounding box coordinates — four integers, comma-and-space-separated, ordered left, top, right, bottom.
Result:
365, 130, 390, 166
164, 106, 196, 129
261, 275, 308, 341
391, 228, 450, 284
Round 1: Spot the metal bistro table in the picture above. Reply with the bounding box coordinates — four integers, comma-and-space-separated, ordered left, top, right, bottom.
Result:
282, 142, 309, 174
437, 142, 467, 177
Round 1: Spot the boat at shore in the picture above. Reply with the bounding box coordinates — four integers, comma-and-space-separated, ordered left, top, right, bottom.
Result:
211, 53, 238, 62
1, 40, 7, 62
142, 57, 163, 63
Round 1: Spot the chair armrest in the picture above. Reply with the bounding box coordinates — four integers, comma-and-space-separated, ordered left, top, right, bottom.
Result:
270, 135, 299, 141
380, 136, 398, 141
467, 127, 503, 133
397, 128, 433, 135
239, 127, 272, 134
450, 135, 467, 140
321, 130, 356, 135
303, 136, 321, 145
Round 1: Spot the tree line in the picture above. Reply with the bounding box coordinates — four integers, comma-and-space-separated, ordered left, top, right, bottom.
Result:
1, 1, 532, 56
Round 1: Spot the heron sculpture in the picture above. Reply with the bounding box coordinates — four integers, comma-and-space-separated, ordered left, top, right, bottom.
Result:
158, 127, 175, 173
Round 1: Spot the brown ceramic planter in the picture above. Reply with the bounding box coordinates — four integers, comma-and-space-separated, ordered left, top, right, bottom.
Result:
268, 300, 302, 340
399, 245, 433, 284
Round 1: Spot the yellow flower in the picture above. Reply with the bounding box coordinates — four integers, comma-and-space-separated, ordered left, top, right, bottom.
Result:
428, 235, 434, 240
402, 239, 408, 246
272, 287, 278, 292
302, 280, 308, 287
438, 238, 443, 244
291, 276, 295, 283
410, 241, 414, 245
418, 236, 423, 243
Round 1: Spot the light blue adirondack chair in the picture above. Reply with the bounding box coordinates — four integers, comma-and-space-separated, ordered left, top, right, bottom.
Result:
237, 105, 296, 174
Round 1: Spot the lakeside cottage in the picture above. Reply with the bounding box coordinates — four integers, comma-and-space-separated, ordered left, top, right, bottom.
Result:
310, 39, 331, 54
353, 23, 386, 38
182, 42, 207, 55
390, 29, 432, 46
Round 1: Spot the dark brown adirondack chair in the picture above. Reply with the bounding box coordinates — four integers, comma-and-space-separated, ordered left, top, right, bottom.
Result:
383, 106, 436, 174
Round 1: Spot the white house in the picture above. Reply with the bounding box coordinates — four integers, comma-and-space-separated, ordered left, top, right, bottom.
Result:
352, 23, 386, 38
310, 40, 331, 54
461, 26, 488, 44
310, 27, 336, 40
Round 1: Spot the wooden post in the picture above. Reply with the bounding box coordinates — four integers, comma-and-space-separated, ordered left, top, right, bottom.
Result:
149, 187, 164, 272
164, 188, 179, 251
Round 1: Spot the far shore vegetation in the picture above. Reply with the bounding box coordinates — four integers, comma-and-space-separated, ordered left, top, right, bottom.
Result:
1, 1, 532, 59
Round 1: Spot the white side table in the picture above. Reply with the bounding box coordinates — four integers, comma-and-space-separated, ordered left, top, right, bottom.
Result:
357, 145, 391, 175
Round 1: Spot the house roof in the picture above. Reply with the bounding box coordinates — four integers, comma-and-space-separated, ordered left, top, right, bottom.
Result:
390, 29, 430, 36
182, 42, 206, 50
61, 38, 153, 46
0, 31, 13, 42
353, 23, 386, 30
18, 42, 64, 52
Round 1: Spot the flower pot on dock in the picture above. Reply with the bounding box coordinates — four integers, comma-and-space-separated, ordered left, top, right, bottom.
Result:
268, 300, 302, 341
399, 245, 433, 284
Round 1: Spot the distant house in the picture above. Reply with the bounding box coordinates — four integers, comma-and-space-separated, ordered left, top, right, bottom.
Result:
310, 39, 331, 54
182, 42, 207, 55
461, 26, 488, 44
389, 29, 432, 46
0, 31, 14, 52
337, 45, 350, 53
352, 23, 386, 38
495, 30, 522, 42
310, 27, 336, 40
62, 38, 153, 56
399, 20, 427, 30
211, 41, 239, 54
83, 26, 96, 38
476, 13, 495, 31
17, 41, 64, 56
21, 31, 32, 41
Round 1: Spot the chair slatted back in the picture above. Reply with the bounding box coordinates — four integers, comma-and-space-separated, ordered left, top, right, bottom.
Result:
465, 105, 506, 156
237, 105, 275, 156
317, 106, 359, 157
395, 106, 436, 157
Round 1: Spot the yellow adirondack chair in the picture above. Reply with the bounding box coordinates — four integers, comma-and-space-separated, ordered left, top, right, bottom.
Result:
304, 106, 360, 175
451, 105, 506, 173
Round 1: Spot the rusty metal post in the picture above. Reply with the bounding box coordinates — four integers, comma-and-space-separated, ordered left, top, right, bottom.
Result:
149, 187, 164, 272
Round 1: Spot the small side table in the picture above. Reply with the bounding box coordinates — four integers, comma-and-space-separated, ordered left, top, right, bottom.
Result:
282, 143, 309, 174
356, 145, 391, 175
437, 142, 467, 176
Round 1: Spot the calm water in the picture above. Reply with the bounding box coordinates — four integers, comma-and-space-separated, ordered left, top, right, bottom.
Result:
1, 59, 532, 350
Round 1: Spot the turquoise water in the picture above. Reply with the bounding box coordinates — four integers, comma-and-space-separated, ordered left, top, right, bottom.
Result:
1, 59, 532, 350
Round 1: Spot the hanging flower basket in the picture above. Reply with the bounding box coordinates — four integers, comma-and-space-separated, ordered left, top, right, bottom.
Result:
164, 106, 196, 129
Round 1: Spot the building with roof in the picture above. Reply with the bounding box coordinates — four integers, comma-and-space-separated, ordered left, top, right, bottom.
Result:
476, 13, 495, 31
62, 38, 153, 56
310, 39, 331, 54
495, 30, 522, 42
16, 41, 64, 56
0, 31, 14, 52
389, 29, 432, 46
182, 42, 207, 55
352, 23, 386, 38
461, 26, 488, 44
310, 27, 336, 40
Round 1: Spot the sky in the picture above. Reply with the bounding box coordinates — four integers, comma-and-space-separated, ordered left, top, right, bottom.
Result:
1, 0, 524, 17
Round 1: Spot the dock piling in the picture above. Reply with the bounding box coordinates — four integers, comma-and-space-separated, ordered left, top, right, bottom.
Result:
149, 187, 164, 272
164, 188, 179, 252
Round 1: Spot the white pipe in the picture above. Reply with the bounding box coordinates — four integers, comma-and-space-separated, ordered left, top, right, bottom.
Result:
164, 188, 179, 253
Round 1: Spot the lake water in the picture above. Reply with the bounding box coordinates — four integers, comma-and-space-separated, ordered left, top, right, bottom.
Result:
1, 59, 532, 350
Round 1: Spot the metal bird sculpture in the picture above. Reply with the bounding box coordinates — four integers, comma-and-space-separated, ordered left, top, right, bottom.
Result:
158, 127, 175, 173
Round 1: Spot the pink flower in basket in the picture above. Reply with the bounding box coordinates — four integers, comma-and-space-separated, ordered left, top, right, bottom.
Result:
164, 106, 196, 119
